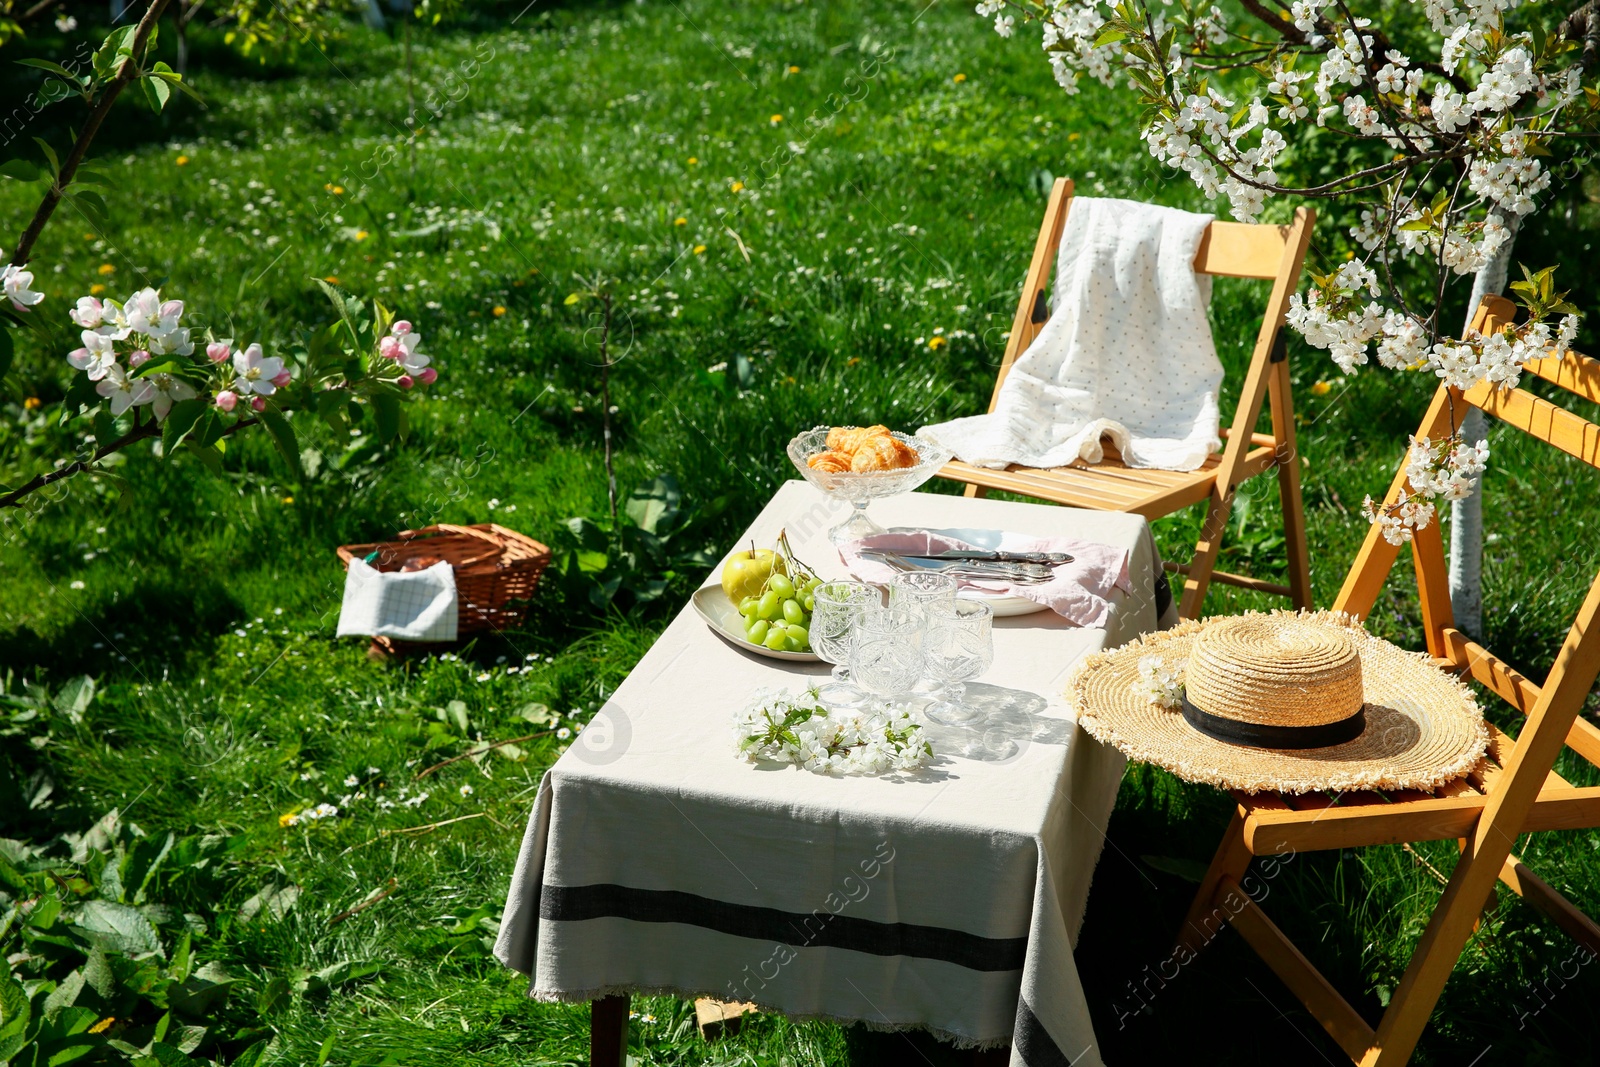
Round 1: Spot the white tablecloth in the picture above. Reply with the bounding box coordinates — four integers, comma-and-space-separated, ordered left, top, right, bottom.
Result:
496, 482, 1171, 1066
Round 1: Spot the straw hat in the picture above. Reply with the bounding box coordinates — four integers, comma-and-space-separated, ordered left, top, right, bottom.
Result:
1067, 611, 1489, 795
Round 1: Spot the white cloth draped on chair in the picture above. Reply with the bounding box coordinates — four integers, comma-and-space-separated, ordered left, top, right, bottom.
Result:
922, 196, 1223, 472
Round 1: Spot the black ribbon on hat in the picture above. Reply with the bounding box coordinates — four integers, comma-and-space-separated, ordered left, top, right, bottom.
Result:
1181, 694, 1366, 750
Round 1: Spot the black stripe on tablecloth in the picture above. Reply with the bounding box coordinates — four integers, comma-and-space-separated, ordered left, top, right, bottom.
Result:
540, 882, 1026, 973
1013, 999, 1085, 1067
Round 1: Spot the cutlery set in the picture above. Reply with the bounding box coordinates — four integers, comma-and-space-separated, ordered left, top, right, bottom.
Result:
861, 546, 1070, 585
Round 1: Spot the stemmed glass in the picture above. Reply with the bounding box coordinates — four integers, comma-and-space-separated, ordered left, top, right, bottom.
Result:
921, 599, 995, 726
810, 582, 883, 708
887, 571, 958, 615
849, 606, 927, 706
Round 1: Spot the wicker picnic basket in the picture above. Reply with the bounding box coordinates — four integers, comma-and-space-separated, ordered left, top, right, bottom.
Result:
335, 523, 552, 637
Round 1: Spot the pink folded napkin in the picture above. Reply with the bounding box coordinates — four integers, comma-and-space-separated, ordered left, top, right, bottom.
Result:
839, 530, 1132, 627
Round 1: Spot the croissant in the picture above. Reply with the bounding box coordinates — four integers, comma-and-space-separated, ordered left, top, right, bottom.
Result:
850, 435, 917, 472
827, 425, 892, 456
807, 450, 854, 474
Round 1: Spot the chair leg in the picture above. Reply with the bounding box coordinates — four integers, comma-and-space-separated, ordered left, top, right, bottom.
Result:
1268, 358, 1313, 610
1175, 808, 1253, 956
1179, 487, 1236, 618
963, 483, 988, 499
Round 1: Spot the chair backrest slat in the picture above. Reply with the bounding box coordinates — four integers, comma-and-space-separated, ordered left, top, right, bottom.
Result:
1192, 220, 1294, 280
1521, 349, 1600, 405
1465, 377, 1600, 470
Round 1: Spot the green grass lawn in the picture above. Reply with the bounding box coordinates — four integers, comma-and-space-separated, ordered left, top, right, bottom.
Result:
3, 1, 1599, 1064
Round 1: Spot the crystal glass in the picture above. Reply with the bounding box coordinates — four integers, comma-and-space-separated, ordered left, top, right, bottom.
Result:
786, 427, 955, 546
810, 581, 883, 708
921, 599, 995, 726
849, 606, 927, 704
887, 570, 959, 616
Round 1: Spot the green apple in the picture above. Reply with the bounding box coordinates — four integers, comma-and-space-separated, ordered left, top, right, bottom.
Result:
722, 548, 786, 604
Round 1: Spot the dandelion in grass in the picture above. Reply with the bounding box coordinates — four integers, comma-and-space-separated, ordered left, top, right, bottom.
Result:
278, 810, 299, 828
674, 216, 687, 226
1311, 381, 1332, 397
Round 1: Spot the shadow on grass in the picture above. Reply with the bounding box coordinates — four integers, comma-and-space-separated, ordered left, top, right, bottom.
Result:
0, 567, 242, 678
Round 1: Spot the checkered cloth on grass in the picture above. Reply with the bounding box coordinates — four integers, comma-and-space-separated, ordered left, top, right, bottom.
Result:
336, 557, 459, 642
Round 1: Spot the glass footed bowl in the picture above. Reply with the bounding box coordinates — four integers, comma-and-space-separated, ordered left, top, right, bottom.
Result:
786, 426, 954, 546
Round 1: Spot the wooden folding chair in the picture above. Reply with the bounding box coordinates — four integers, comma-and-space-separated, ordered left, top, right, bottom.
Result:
1175, 294, 1600, 1065
936, 178, 1316, 618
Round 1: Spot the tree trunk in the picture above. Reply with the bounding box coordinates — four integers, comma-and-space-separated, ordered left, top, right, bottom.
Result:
1447, 210, 1521, 638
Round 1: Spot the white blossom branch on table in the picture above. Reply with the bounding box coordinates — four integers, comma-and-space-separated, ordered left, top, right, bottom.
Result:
734, 687, 934, 776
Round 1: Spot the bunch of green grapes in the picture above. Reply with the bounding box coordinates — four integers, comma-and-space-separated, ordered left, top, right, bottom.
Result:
737, 570, 822, 652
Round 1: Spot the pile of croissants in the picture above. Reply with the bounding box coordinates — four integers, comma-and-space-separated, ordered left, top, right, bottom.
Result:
806, 425, 920, 473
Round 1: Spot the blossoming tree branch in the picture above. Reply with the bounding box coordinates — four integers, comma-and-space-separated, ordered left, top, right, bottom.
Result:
979, 0, 1592, 542
0, 0, 440, 511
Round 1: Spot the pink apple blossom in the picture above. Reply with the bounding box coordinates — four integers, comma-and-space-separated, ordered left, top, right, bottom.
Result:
215, 390, 239, 412
70, 296, 104, 329
129, 350, 151, 368
418, 367, 438, 385
397, 374, 414, 389
271, 369, 292, 388
231, 342, 284, 395
250, 395, 267, 412
67, 331, 118, 381
207, 341, 231, 363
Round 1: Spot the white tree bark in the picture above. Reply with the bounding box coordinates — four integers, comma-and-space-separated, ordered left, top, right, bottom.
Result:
1448, 210, 1522, 638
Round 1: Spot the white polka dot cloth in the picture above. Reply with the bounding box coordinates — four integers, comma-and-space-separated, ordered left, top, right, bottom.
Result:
923, 196, 1223, 473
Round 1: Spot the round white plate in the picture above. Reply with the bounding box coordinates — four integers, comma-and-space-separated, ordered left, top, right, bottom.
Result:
692, 586, 821, 662
958, 587, 1050, 617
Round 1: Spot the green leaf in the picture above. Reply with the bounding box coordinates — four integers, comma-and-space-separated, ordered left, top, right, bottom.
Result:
74, 899, 162, 955
563, 292, 583, 305
624, 474, 680, 535
182, 438, 224, 475
141, 74, 171, 112
34, 136, 60, 178
370, 392, 401, 443
1093, 27, 1126, 47
92, 25, 138, 81
160, 398, 209, 454
53, 676, 95, 722
258, 408, 302, 478
145, 1040, 198, 1067
316, 390, 348, 436
92, 409, 116, 447
128, 354, 185, 379
0, 158, 42, 182
445, 700, 470, 735
0, 324, 12, 383
300, 960, 381, 997
72, 188, 109, 229
233, 1040, 271, 1067
166, 962, 235, 1017
0, 972, 31, 1061
15, 57, 82, 81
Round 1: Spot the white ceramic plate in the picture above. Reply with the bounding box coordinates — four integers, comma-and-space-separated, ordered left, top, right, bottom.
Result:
887, 526, 1053, 617
692, 586, 821, 662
